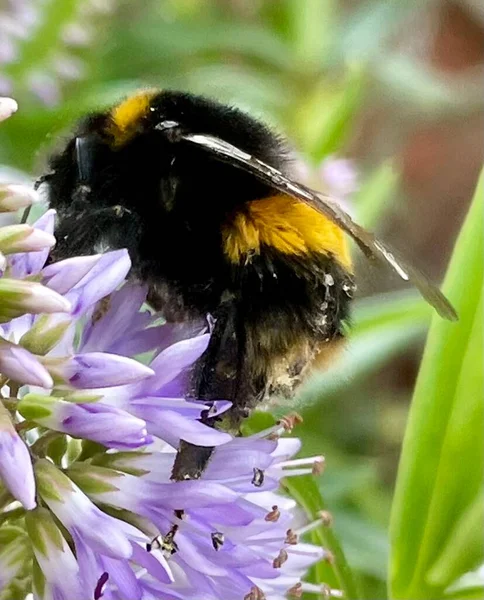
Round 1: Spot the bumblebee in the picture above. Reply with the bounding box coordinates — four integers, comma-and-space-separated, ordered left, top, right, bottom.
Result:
40, 89, 457, 478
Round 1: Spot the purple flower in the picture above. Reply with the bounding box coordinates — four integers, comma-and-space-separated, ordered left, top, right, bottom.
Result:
0, 192, 336, 599
0, 402, 36, 509
320, 157, 359, 200
65, 418, 332, 600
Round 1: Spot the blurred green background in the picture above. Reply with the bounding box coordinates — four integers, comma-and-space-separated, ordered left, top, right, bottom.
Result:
1, 1, 483, 598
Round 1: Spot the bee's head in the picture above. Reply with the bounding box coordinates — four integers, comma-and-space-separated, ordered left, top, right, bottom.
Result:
40, 89, 288, 268
40, 121, 147, 266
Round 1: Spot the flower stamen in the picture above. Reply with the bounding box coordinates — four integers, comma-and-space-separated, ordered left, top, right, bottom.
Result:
296, 511, 334, 537
285, 529, 298, 545
276, 455, 325, 477
211, 531, 224, 551
244, 586, 266, 600
251, 467, 265, 487
292, 582, 344, 598
265, 505, 280, 522
146, 524, 179, 557
94, 572, 109, 599
250, 412, 303, 440
272, 548, 288, 568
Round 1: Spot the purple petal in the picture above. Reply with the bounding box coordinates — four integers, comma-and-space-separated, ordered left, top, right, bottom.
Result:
42, 255, 102, 294
131, 397, 230, 419
151, 320, 208, 355
107, 324, 167, 357
143, 334, 210, 393
73, 533, 105, 596
0, 427, 36, 509
153, 481, 237, 509
175, 535, 228, 576
155, 370, 188, 397
130, 542, 173, 584
80, 283, 152, 355
43, 401, 151, 450
0, 340, 53, 387
203, 448, 274, 480
190, 502, 263, 526
63, 352, 154, 388
101, 555, 142, 600
66, 250, 131, 317
137, 408, 232, 447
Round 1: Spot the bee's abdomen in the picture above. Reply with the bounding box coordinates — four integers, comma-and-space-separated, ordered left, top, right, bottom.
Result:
187, 195, 355, 419
239, 246, 354, 396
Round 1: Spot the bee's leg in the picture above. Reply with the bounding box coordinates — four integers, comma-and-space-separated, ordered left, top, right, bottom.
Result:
170, 439, 214, 481
170, 303, 237, 481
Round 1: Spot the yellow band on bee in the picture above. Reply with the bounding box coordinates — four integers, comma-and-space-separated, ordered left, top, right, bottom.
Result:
223, 195, 352, 269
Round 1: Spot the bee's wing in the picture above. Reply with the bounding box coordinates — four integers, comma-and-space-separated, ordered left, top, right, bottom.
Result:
182, 133, 458, 321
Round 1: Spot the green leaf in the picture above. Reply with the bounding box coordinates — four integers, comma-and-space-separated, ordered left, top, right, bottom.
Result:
389, 169, 484, 599
428, 495, 484, 588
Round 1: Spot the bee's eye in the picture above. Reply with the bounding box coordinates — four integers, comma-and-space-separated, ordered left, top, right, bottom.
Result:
75, 135, 96, 185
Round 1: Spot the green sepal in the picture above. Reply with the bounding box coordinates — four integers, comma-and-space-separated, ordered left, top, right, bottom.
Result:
35, 458, 73, 503
25, 507, 65, 558
17, 394, 55, 421
91, 451, 151, 477
67, 462, 123, 495
0, 525, 26, 547
20, 316, 71, 356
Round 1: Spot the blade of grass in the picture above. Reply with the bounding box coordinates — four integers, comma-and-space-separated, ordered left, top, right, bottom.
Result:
389, 169, 484, 599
